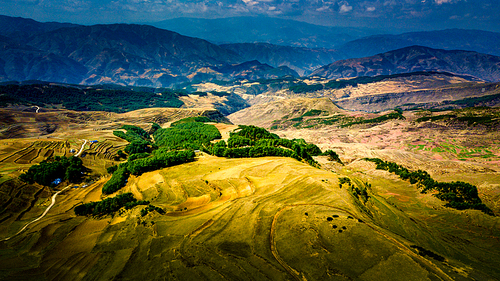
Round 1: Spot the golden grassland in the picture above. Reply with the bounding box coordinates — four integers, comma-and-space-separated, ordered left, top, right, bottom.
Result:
0, 107, 499, 280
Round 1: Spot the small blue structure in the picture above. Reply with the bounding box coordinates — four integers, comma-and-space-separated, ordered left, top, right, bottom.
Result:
90, 140, 98, 144
52, 178, 62, 185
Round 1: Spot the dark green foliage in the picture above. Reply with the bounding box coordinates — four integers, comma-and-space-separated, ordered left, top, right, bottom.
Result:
170, 116, 211, 126
416, 114, 456, 122
150, 123, 162, 135
341, 111, 405, 127
323, 149, 343, 164
121, 125, 150, 140
289, 82, 324, 93
0, 84, 184, 112
302, 109, 326, 117
127, 152, 151, 161
116, 150, 127, 159
74, 193, 149, 216
140, 204, 166, 216
415, 108, 500, 128
103, 118, 211, 194
127, 149, 195, 176
154, 122, 221, 150
209, 125, 321, 167
227, 135, 254, 148
114, 125, 153, 155
114, 125, 151, 143
124, 141, 150, 155
19, 156, 85, 186
102, 166, 129, 194
364, 158, 493, 215
211, 140, 228, 157
107, 165, 118, 174
230, 125, 280, 141
339, 177, 351, 185
352, 182, 370, 203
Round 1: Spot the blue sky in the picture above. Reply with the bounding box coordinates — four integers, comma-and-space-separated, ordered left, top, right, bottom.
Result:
1, 0, 499, 33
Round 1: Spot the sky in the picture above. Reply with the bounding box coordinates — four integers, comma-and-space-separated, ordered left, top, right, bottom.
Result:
1, 0, 499, 33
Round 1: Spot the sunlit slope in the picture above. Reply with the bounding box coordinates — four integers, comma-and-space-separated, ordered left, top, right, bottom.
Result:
4, 154, 497, 280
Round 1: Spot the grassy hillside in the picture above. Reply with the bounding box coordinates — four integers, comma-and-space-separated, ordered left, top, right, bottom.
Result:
0, 106, 499, 280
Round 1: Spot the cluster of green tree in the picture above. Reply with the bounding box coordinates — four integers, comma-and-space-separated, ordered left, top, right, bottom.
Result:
74, 193, 149, 216
127, 149, 195, 176
338, 177, 351, 187
302, 109, 327, 117
104, 119, 212, 194
323, 150, 343, 164
103, 149, 195, 194
351, 182, 370, 203
449, 93, 500, 108
19, 156, 86, 186
341, 110, 405, 127
102, 166, 130, 194
113, 125, 154, 155
289, 82, 324, 93
416, 109, 500, 128
208, 125, 321, 167
0, 84, 185, 112
364, 158, 493, 215
170, 116, 211, 126
113, 125, 151, 143
154, 120, 221, 150
140, 204, 166, 216
416, 114, 456, 122
127, 152, 150, 161
230, 125, 279, 141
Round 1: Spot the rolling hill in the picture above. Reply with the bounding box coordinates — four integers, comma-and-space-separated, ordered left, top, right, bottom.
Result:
0, 109, 499, 280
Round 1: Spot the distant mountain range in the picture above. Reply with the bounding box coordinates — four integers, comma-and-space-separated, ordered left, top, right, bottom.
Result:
1, 15, 500, 86
311, 45, 500, 82
0, 16, 297, 86
220, 43, 343, 76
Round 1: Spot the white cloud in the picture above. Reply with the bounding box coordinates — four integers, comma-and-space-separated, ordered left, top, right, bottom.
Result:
339, 4, 352, 13
366, 6, 376, 12
434, 0, 453, 4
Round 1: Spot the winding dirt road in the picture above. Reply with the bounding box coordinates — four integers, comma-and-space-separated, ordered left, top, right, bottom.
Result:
75, 139, 88, 157
2, 185, 71, 241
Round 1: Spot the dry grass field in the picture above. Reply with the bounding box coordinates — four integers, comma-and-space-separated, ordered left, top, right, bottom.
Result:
0, 105, 499, 280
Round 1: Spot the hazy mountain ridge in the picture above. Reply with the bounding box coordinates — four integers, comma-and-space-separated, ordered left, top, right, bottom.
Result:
0, 15, 79, 42
220, 43, 343, 75
338, 29, 500, 59
149, 16, 377, 48
311, 45, 500, 82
